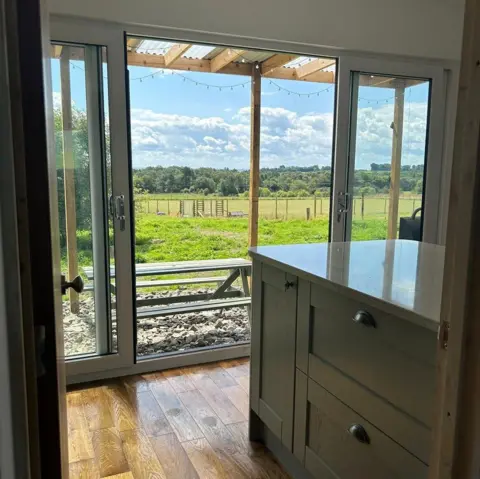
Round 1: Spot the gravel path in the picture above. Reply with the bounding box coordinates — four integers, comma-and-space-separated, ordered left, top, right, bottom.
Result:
62, 288, 250, 357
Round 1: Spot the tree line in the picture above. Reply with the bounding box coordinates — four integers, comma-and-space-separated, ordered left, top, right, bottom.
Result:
133, 163, 424, 198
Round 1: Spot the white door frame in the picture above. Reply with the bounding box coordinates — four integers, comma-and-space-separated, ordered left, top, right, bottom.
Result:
332, 56, 447, 244
49, 19, 135, 377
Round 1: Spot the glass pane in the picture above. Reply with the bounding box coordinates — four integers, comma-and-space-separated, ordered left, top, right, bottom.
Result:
349, 73, 430, 241
127, 37, 252, 359
50, 43, 116, 357
258, 58, 336, 246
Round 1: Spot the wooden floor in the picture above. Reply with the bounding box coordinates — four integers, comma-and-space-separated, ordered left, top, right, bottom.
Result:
67, 358, 290, 478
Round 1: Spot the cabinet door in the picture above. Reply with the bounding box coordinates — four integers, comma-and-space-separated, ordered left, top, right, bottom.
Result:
250, 261, 297, 451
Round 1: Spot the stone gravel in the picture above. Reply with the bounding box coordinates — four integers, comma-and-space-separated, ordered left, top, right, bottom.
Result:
62, 288, 250, 357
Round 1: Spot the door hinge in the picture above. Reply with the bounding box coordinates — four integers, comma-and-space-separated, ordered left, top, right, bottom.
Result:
438, 321, 450, 350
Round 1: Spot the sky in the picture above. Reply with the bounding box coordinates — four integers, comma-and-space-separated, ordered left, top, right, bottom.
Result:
51, 56, 430, 172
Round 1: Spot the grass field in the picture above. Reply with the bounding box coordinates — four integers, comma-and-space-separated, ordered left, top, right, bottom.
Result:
133, 215, 387, 265
135, 195, 422, 220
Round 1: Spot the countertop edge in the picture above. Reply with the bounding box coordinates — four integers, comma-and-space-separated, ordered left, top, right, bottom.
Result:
249, 250, 439, 333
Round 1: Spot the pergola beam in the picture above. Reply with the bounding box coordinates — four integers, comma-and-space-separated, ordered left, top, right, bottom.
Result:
248, 63, 261, 248
387, 87, 405, 239
60, 47, 79, 314
211, 48, 246, 72
164, 43, 192, 66
296, 58, 336, 79
261, 54, 297, 76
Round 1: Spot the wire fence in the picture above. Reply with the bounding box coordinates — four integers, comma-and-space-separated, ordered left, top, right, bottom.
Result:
135, 195, 422, 220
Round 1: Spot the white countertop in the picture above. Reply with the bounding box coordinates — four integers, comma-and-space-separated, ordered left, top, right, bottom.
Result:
249, 240, 445, 327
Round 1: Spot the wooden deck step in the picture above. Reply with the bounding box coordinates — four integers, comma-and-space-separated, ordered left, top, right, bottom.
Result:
136, 297, 251, 319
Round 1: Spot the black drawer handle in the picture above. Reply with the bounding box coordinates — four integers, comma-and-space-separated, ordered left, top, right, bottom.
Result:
348, 424, 370, 444
284, 280, 296, 291
352, 310, 376, 328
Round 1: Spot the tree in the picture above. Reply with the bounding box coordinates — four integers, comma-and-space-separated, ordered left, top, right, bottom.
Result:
194, 176, 216, 194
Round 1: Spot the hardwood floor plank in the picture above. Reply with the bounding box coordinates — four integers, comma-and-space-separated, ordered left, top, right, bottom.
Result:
219, 359, 250, 379
229, 452, 291, 478
221, 385, 249, 419
182, 438, 228, 479
91, 427, 129, 478
227, 422, 264, 457
149, 433, 200, 479
236, 375, 250, 394
123, 374, 150, 395
192, 374, 246, 424
104, 383, 140, 432
67, 393, 95, 463
206, 365, 237, 388
135, 390, 173, 437
177, 389, 238, 455
69, 459, 100, 478
121, 429, 167, 479
149, 380, 204, 442
103, 473, 134, 479
162, 368, 196, 393
82, 387, 114, 431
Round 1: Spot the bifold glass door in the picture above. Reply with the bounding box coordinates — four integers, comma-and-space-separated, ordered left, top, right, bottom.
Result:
332, 59, 445, 244
49, 22, 134, 378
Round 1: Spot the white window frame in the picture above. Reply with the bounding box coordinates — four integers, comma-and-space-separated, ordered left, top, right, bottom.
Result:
50, 19, 135, 377
332, 56, 447, 243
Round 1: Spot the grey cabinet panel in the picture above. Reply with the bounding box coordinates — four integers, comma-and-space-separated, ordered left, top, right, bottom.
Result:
309, 285, 436, 427
305, 447, 339, 479
306, 379, 427, 479
250, 259, 297, 451
296, 279, 311, 374
308, 354, 431, 464
294, 369, 308, 464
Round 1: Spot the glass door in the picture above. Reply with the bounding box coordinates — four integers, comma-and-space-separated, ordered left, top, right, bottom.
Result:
49, 22, 134, 379
332, 58, 445, 244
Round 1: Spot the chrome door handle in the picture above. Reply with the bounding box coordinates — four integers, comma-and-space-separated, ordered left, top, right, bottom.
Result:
61, 275, 84, 295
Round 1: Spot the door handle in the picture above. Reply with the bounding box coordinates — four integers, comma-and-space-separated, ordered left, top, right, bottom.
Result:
61, 275, 84, 295
114, 195, 126, 231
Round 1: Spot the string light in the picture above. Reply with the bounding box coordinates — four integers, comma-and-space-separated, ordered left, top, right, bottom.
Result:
267, 79, 332, 97
358, 94, 395, 104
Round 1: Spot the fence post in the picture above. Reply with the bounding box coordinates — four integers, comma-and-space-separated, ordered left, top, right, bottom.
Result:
167, 200, 170, 215
156, 199, 159, 213
275, 197, 278, 219
306, 208, 311, 220
211, 199, 213, 216
320, 197, 323, 215
313, 195, 317, 218
361, 193, 365, 219
148, 201, 150, 214
226, 199, 229, 216
286, 199, 289, 219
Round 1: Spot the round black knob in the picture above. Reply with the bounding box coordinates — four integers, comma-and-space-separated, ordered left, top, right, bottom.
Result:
352, 310, 376, 328
348, 424, 370, 444
284, 280, 295, 290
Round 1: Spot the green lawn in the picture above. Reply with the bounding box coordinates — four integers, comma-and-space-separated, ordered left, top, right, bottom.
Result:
65, 214, 392, 276
134, 215, 388, 264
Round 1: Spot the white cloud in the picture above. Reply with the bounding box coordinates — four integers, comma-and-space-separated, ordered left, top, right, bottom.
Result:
129, 102, 429, 170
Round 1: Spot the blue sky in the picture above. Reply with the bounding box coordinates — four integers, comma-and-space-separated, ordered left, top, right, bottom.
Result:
51, 59, 430, 171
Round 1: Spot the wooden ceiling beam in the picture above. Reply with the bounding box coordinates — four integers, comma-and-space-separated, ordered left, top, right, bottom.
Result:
127, 51, 338, 83
261, 54, 298, 76
126, 38, 143, 52
296, 58, 336, 79
164, 43, 192, 66
210, 48, 246, 72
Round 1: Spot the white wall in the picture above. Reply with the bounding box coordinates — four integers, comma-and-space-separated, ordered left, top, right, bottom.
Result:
49, 0, 465, 61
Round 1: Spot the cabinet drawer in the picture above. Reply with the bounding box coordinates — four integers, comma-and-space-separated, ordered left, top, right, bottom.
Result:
305, 379, 427, 479
309, 283, 436, 428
